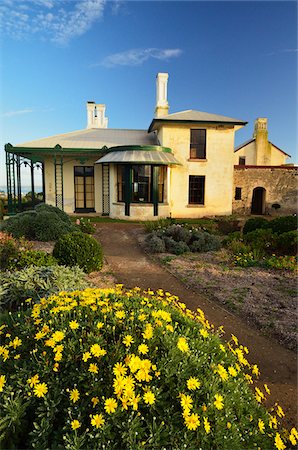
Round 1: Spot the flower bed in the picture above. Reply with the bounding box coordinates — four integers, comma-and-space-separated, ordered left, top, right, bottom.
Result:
0, 286, 296, 449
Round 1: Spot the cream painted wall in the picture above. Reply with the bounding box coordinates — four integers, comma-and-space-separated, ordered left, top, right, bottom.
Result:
43, 156, 102, 214
158, 124, 236, 217
270, 145, 288, 165
234, 142, 288, 166
234, 142, 256, 165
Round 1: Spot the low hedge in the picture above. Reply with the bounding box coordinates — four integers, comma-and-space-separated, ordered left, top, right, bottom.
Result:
53, 231, 103, 273
0, 265, 90, 311
1, 205, 75, 241
0, 286, 295, 449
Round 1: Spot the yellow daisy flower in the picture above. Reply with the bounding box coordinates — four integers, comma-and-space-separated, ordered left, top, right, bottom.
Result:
69, 388, 80, 403
91, 413, 105, 429
104, 398, 117, 414
71, 420, 81, 430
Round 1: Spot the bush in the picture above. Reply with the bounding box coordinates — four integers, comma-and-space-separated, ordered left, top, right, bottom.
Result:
1, 205, 74, 241
189, 232, 221, 253
0, 265, 90, 311
216, 218, 241, 235
222, 231, 242, 247
1, 211, 37, 239
233, 252, 259, 267
145, 235, 166, 253
144, 217, 174, 233
34, 203, 71, 225
244, 229, 278, 254
0, 286, 293, 449
276, 230, 298, 255
8, 249, 57, 270
0, 232, 20, 270
164, 237, 190, 254
33, 211, 74, 241
226, 239, 251, 255
146, 225, 221, 255
165, 224, 192, 243
53, 231, 103, 273
269, 215, 297, 235
243, 217, 269, 234
75, 217, 96, 234
264, 255, 297, 271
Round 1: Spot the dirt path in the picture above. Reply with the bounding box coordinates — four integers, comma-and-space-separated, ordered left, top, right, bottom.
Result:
94, 222, 297, 428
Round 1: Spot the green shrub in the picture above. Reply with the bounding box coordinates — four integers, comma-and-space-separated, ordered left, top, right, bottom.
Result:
1, 211, 37, 239
35, 203, 71, 224
244, 228, 278, 254
75, 217, 96, 234
189, 232, 221, 253
226, 239, 251, 255
264, 255, 297, 271
222, 231, 242, 246
53, 231, 103, 273
146, 235, 166, 253
0, 206, 74, 241
269, 215, 297, 235
243, 218, 269, 234
0, 231, 19, 270
233, 252, 259, 267
0, 286, 292, 449
146, 225, 221, 255
216, 218, 241, 235
33, 211, 75, 241
0, 265, 90, 310
276, 230, 298, 255
165, 224, 192, 243
144, 217, 174, 233
8, 250, 57, 270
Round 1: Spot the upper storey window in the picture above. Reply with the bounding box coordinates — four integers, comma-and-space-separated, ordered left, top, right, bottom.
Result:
190, 129, 206, 159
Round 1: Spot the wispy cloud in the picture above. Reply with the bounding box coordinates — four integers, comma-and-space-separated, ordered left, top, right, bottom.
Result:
2, 109, 35, 118
0, 0, 106, 45
99, 48, 183, 68
267, 48, 298, 56
2, 107, 54, 118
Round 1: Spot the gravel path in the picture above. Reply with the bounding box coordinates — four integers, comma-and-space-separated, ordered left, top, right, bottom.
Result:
94, 222, 297, 428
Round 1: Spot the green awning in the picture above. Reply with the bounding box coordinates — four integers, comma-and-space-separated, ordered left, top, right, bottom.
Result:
96, 146, 181, 165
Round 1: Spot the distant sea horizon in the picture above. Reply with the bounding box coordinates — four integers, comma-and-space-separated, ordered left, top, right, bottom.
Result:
0, 186, 42, 195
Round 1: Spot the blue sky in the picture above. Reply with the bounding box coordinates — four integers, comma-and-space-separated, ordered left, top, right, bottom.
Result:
0, 0, 297, 186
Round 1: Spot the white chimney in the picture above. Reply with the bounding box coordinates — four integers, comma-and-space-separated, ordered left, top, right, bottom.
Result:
155, 73, 169, 118
86, 101, 108, 129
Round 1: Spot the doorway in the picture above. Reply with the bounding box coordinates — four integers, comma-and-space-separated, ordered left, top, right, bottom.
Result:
251, 187, 266, 215
74, 166, 95, 212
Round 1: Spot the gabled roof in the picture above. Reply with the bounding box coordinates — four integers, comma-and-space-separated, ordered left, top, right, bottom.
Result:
148, 109, 247, 132
234, 138, 291, 157
14, 128, 158, 149
234, 138, 255, 152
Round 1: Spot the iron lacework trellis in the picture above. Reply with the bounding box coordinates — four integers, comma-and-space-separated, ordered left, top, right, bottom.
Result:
5, 144, 45, 214
5, 143, 109, 214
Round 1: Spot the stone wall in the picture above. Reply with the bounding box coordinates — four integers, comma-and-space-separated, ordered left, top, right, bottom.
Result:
232, 166, 297, 216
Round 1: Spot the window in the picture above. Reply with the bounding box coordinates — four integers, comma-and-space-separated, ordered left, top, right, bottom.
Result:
235, 187, 242, 200
132, 165, 151, 202
239, 156, 246, 166
117, 165, 165, 203
190, 129, 206, 159
189, 175, 205, 205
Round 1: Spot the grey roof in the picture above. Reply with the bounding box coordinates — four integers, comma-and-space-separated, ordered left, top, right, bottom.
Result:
15, 128, 158, 149
149, 109, 247, 132
96, 150, 181, 165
